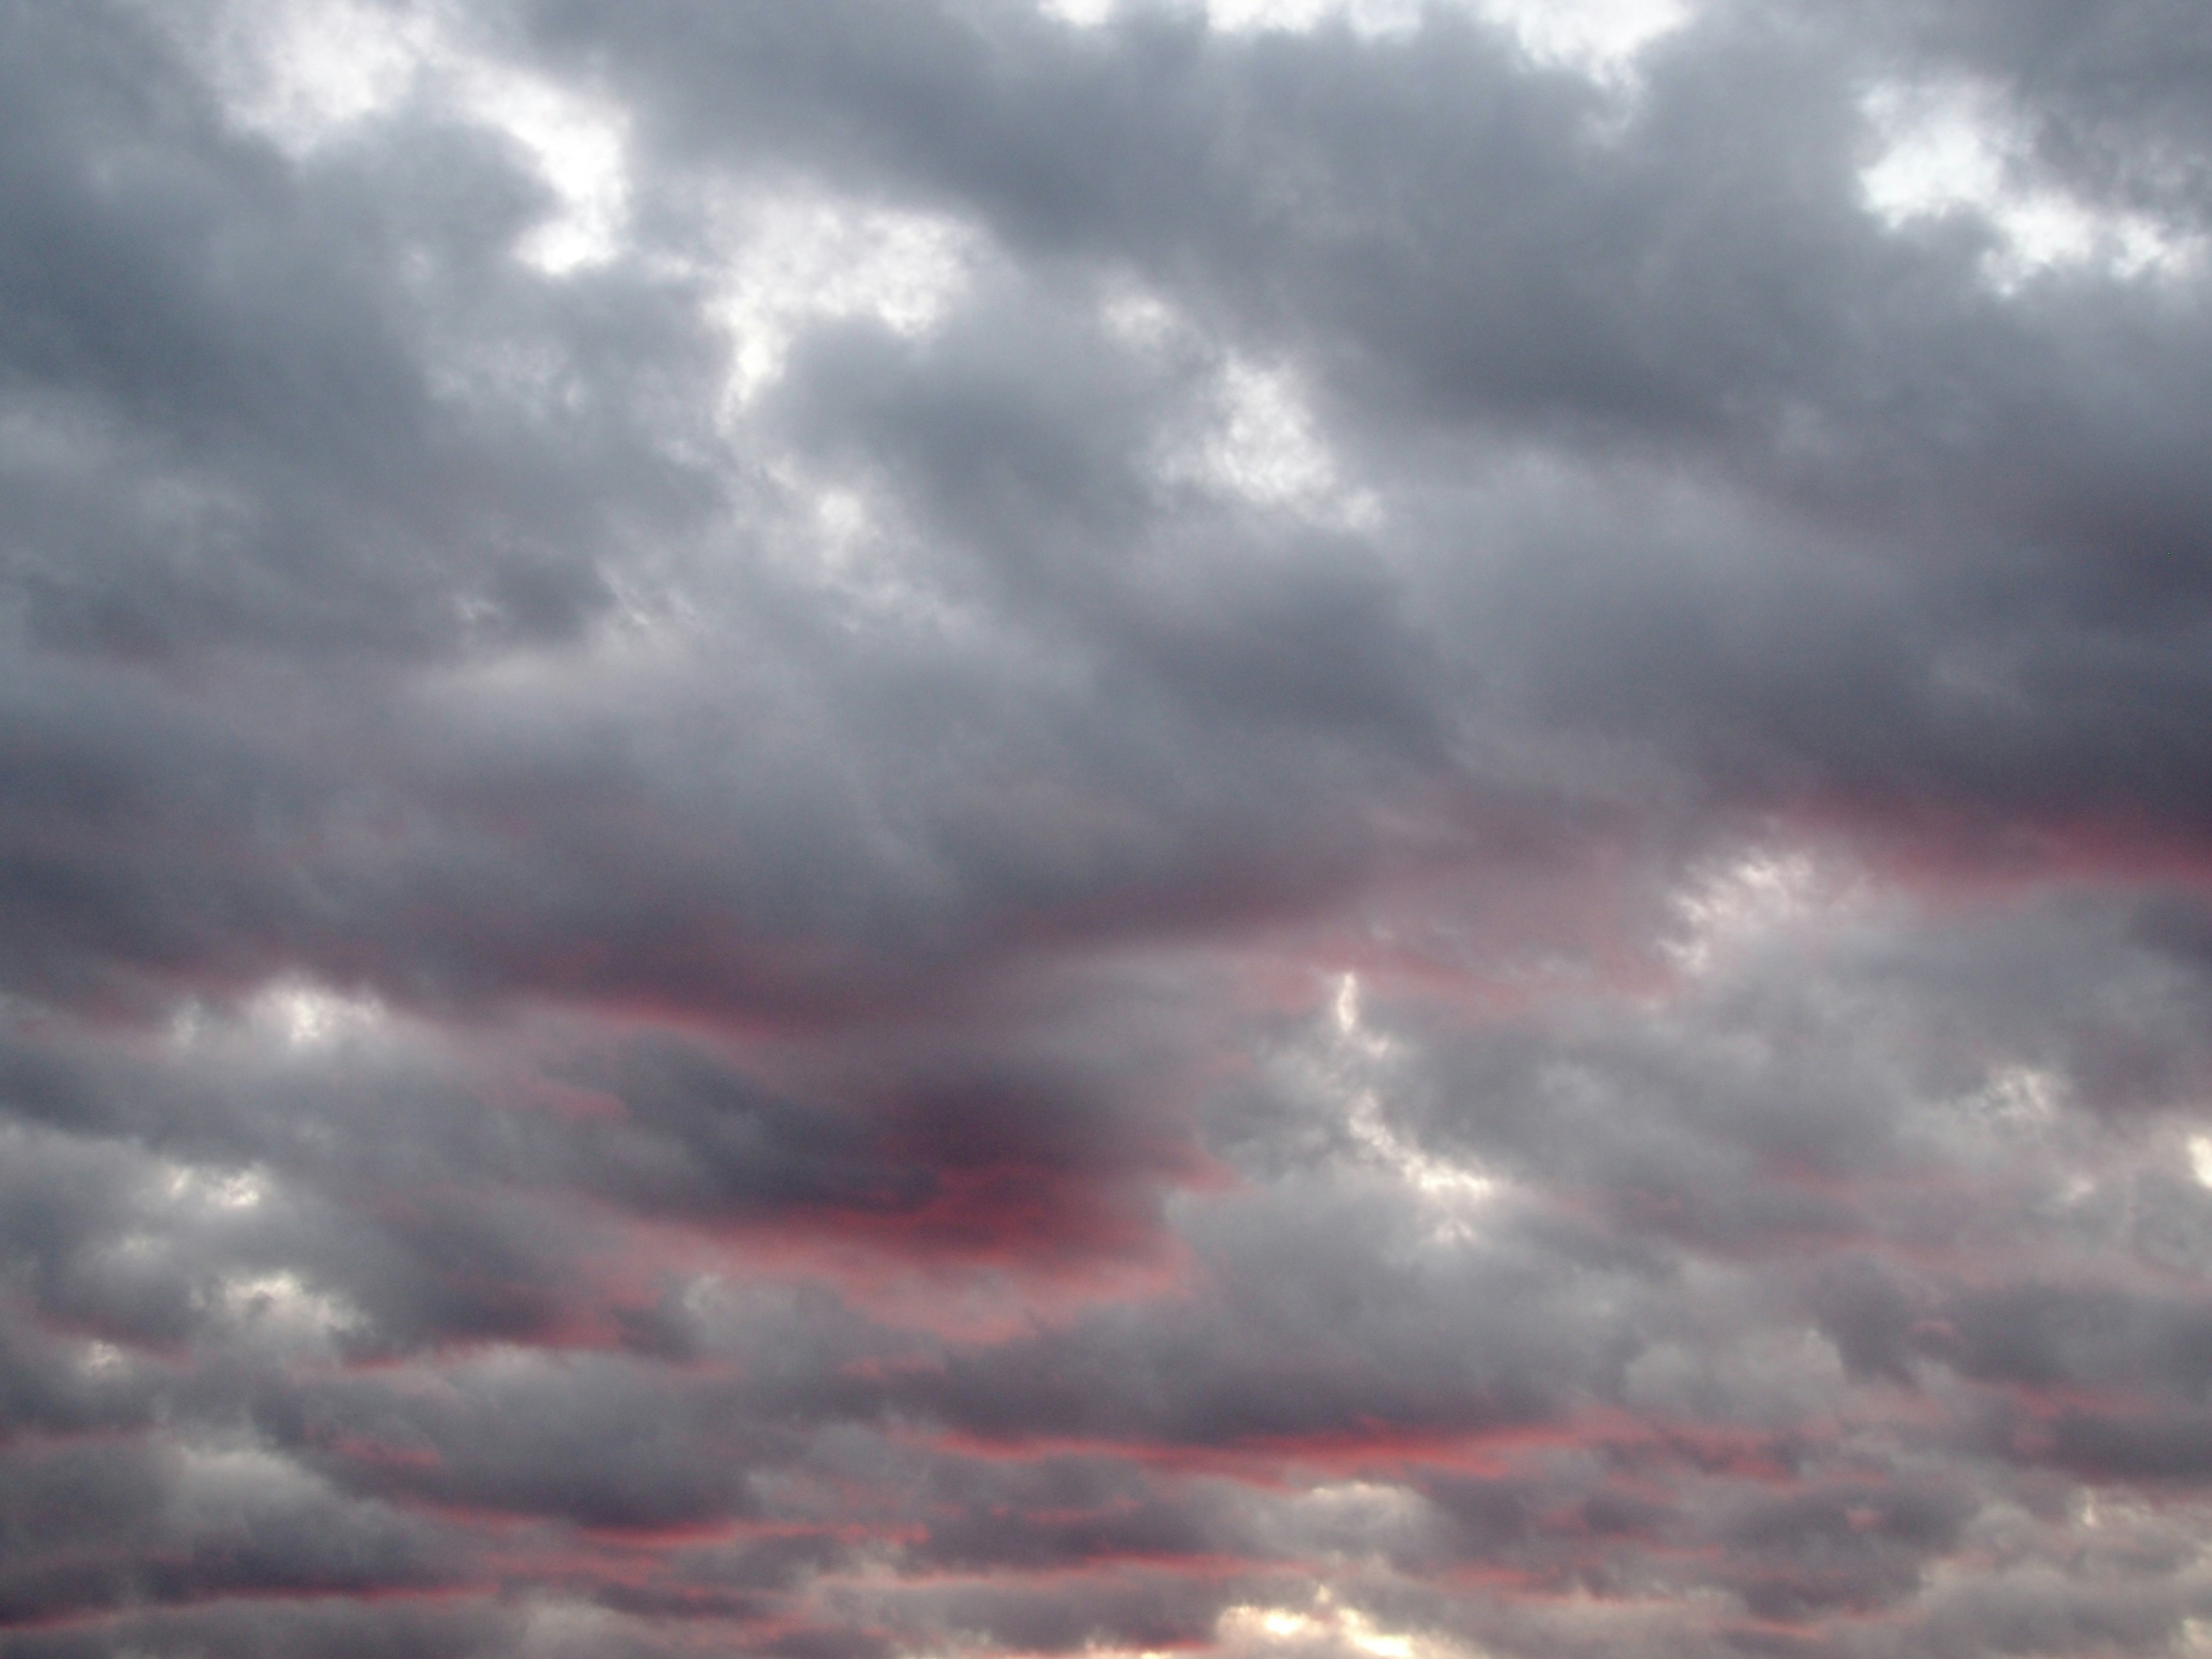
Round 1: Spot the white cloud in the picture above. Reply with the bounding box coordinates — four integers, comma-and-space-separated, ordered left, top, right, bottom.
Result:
213, 1270, 365, 1347
1321, 975, 1500, 1243
1663, 847, 1858, 976
1861, 78, 2204, 290
1040, 0, 1690, 83
1165, 359, 1381, 529
461, 66, 630, 275
1475, 0, 1688, 82
706, 195, 979, 411
164, 1161, 271, 1211
196, 0, 433, 148
1218, 1593, 1476, 1659
246, 979, 388, 1049
184, 0, 632, 273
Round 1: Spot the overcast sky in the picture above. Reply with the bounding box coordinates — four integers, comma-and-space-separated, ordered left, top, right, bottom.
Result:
7, 1, 2212, 1655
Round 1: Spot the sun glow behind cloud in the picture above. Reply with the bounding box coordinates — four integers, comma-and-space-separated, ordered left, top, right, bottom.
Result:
1218, 1593, 1475, 1659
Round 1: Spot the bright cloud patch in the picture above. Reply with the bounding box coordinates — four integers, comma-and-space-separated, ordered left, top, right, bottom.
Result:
465, 69, 631, 274
1166, 359, 1379, 528
1475, 0, 1688, 81
708, 196, 979, 410
1662, 847, 1860, 976
216, 1270, 365, 1348
1306, 975, 1502, 1244
247, 979, 388, 1048
196, 0, 431, 147
1861, 78, 2204, 289
1219, 1594, 1474, 1659
190, 0, 631, 272
1041, 0, 1689, 81
2192, 1133, 2212, 1190
164, 1161, 271, 1212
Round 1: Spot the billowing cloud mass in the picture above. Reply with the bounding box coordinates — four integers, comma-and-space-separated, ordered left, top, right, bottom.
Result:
6, 0, 2212, 1654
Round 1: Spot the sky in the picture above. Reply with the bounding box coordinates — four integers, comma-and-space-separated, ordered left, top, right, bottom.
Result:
5, 0, 2212, 1655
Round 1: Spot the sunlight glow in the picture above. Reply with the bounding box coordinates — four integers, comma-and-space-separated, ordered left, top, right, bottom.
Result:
1219, 1593, 1475, 1659
2190, 1133, 2212, 1190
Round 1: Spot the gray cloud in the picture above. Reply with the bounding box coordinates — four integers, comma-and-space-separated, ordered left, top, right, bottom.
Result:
4, 1, 2212, 1656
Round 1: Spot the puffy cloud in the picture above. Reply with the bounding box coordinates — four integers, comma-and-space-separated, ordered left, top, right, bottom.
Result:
5, 2, 2212, 1657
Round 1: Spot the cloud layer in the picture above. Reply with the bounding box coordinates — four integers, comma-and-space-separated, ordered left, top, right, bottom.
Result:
5, 2, 2212, 1655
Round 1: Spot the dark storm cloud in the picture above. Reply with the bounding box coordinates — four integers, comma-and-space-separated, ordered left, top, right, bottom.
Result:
6, 0, 2212, 1656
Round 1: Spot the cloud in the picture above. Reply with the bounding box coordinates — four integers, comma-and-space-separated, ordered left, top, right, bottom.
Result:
4, 2, 2212, 1656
